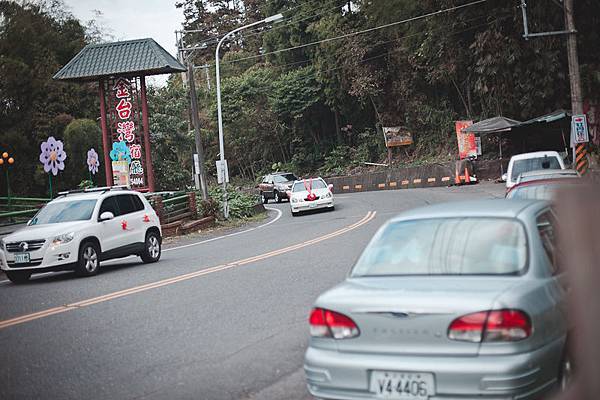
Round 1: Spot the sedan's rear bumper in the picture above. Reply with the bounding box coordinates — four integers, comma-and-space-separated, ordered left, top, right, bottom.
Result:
304, 337, 563, 400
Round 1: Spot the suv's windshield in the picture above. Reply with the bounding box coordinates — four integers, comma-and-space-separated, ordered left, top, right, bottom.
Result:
292, 179, 326, 192
511, 157, 561, 181
351, 217, 527, 277
273, 173, 297, 183
30, 200, 97, 225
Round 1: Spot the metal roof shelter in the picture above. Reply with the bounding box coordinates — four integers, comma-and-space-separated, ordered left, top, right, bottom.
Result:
53, 38, 185, 81
53, 38, 186, 192
460, 112, 572, 177
462, 116, 522, 134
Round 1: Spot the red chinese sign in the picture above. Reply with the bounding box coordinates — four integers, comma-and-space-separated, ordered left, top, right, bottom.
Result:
105, 77, 147, 189
455, 121, 477, 159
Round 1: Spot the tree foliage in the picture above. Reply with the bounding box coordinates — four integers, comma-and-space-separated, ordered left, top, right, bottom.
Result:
0, 1, 99, 196
168, 0, 600, 184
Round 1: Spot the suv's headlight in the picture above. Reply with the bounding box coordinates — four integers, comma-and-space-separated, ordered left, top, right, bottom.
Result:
291, 197, 299, 203
0, 238, 5, 251
52, 232, 75, 246
325, 192, 332, 198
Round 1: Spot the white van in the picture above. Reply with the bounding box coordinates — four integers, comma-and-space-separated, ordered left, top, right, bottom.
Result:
503, 151, 565, 189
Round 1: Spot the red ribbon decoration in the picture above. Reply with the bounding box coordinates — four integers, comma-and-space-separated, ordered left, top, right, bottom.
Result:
143, 214, 150, 223
121, 220, 128, 230
304, 178, 317, 201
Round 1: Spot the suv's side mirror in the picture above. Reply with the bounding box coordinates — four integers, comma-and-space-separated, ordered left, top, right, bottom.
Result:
501, 173, 507, 182
99, 211, 115, 221
327, 184, 334, 192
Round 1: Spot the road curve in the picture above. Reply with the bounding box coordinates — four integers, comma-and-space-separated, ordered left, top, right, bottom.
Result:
0, 184, 503, 400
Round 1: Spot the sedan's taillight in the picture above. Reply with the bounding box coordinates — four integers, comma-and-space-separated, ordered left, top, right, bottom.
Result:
309, 308, 360, 339
448, 309, 531, 343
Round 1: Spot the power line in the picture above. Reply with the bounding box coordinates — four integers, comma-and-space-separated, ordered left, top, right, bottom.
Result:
259, 13, 505, 73
219, 0, 489, 65
180, 0, 348, 49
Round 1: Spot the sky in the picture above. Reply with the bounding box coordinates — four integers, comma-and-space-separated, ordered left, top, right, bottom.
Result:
65, 0, 185, 86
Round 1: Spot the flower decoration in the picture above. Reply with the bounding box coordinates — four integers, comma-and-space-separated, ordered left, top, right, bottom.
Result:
39, 136, 67, 176
109, 141, 131, 163
87, 148, 100, 175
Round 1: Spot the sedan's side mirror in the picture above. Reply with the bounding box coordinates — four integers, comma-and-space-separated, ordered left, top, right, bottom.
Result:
501, 173, 507, 182
328, 184, 334, 192
99, 211, 115, 221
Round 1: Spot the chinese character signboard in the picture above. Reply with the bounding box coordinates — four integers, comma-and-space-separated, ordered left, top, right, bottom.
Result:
455, 121, 477, 159
104, 77, 147, 190
571, 114, 589, 145
382, 126, 413, 147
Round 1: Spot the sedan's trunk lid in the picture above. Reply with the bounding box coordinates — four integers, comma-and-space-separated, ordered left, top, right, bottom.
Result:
317, 276, 521, 356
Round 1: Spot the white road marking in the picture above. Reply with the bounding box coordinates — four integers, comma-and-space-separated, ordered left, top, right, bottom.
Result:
0, 207, 283, 284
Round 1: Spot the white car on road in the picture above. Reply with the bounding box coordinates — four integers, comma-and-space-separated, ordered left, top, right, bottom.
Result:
503, 151, 566, 189
0, 187, 162, 284
289, 177, 334, 216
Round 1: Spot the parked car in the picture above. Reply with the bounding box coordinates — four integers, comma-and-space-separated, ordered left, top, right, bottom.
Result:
0, 186, 162, 284
304, 199, 570, 400
289, 177, 334, 216
258, 172, 298, 203
507, 170, 580, 201
503, 151, 566, 189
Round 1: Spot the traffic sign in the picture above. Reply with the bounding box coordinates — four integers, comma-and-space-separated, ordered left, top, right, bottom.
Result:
571, 114, 589, 145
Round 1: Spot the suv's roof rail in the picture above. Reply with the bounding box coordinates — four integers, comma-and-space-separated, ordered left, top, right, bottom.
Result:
57, 185, 130, 197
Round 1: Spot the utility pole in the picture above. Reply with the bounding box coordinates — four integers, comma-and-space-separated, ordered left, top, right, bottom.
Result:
520, 0, 588, 173
564, 0, 583, 115
187, 62, 209, 200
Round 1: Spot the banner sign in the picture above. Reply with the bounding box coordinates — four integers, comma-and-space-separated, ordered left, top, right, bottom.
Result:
112, 161, 130, 187
571, 114, 589, 145
382, 126, 413, 147
104, 77, 147, 190
455, 121, 477, 159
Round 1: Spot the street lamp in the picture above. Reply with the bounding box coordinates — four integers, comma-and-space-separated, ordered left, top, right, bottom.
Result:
215, 13, 284, 218
0, 151, 15, 209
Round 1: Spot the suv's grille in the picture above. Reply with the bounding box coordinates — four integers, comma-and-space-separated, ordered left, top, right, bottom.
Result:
5, 239, 46, 253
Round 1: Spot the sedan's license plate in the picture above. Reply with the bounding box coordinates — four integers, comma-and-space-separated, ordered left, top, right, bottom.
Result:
309, 202, 317, 208
370, 371, 434, 399
14, 253, 30, 264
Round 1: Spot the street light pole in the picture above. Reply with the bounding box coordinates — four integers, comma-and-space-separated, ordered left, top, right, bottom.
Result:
215, 13, 283, 219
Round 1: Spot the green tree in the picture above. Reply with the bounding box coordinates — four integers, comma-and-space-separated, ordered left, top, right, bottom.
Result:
63, 119, 104, 187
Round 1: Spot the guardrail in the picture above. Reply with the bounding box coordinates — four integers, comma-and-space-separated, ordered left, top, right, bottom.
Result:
0, 197, 50, 226
150, 192, 198, 225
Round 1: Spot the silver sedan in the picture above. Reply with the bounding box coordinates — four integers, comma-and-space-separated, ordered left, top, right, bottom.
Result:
304, 199, 570, 400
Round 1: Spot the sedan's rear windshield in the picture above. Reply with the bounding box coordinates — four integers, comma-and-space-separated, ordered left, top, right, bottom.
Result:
507, 184, 559, 200
511, 157, 561, 181
351, 218, 527, 277
30, 200, 97, 225
292, 179, 326, 192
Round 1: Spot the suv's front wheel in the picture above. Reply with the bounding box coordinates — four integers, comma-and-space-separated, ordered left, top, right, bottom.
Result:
5, 270, 31, 284
141, 231, 161, 263
75, 241, 101, 277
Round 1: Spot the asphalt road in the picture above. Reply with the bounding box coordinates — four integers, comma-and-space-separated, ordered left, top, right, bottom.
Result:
0, 184, 504, 400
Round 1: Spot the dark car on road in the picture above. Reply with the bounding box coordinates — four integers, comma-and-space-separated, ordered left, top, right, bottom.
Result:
258, 172, 298, 203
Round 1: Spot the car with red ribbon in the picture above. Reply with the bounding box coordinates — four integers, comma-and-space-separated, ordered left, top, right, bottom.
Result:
288, 177, 334, 216
0, 186, 162, 284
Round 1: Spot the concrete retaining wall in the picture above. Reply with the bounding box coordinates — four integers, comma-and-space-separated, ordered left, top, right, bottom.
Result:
326, 160, 506, 194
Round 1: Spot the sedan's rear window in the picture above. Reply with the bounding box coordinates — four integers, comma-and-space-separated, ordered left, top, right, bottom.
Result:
351, 218, 527, 277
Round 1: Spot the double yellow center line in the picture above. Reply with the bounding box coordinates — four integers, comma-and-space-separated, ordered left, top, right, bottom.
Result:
0, 211, 376, 330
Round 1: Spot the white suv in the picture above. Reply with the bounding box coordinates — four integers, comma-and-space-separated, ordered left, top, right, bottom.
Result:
0, 187, 162, 284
